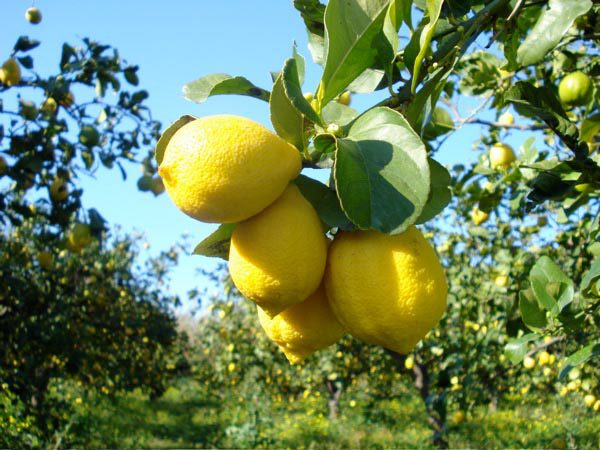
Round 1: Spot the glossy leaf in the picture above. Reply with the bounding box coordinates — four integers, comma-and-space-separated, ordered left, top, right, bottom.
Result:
559, 341, 600, 380
580, 257, 600, 298
183, 74, 270, 104
405, 0, 443, 93
270, 71, 305, 150
334, 107, 429, 234
293, 0, 326, 64
193, 224, 236, 260
294, 175, 353, 230
519, 289, 548, 332
517, 0, 592, 66
529, 256, 574, 314
282, 58, 323, 125
416, 158, 451, 224
505, 82, 587, 156
319, 0, 393, 105
504, 333, 538, 365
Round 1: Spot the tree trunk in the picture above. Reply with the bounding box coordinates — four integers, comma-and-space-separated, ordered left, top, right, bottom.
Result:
325, 379, 342, 420
388, 351, 449, 449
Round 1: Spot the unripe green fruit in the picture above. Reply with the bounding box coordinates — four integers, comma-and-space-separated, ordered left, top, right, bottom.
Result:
25, 7, 42, 24
79, 125, 100, 147
137, 175, 154, 192
20, 100, 38, 121
558, 71, 593, 106
41, 97, 57, 115
150, 177, 165, 195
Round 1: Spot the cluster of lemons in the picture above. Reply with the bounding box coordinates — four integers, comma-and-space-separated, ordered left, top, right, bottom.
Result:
158, 115, 448, 363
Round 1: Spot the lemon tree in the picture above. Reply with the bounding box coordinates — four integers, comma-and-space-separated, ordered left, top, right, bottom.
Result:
0, 26, 182, 447
164, 0, 598, 447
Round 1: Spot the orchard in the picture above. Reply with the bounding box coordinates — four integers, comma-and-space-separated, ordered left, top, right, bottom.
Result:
1, 1, 599, 448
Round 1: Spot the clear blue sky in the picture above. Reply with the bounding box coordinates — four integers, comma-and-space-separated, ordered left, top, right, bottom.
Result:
1, 1, 525, 311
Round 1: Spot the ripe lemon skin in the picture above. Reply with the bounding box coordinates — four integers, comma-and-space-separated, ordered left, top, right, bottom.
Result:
257, 283, 346, 364
489, 143, 516, 170
325, 226, 447, 354
159, 115, 301, 224
0, 58, 21, 86
229, 184, 328, 318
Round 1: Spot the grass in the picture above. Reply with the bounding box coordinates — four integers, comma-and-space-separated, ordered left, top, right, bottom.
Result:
68, 377, 599, 449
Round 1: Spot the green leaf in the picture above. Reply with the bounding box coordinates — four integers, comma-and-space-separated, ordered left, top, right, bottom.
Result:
294, 175, 354, 230
405, 0, 443, 93
318, 0, 393, 105
529, 256, 574, 314
155, 115, 196, 166
559, 341, 600, 380
334, 107, 429, 234
293, 0, 326, 64
580, 113, 600, 144
193, 224, 236, 260
183, 74, 270, 104
517, 0, 592, 66
270, 71, 305, 150
124, 66, 139, 86
282, 58, 323, 125
519, 289, 548, 332
292, 43, 306, 87
14, 36, 40, 52
347, 68, 386, 93
321, 102, 359, 127
505, 82, 587, 156
417, 159, 451, 223
580, 257, 600, 298
504, 333, 538, 365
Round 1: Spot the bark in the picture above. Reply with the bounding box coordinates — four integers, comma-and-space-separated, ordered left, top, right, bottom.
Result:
325, 379, 342, 420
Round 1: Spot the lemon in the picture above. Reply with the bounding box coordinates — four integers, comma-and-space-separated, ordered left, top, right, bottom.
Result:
498, 112, 514, 126
37, 251, 53, 270
538, 351, 550, 366
489, 143, 516, 169
150, 176, 165, 196
159, 115, 301, 223
324, 226, 448, 354
337, 91, 352, 106
137, 175, 154, 192
0, 58, 21, 86
66, 223, 92, 252
79, 125, 100, 147
494, 275, 508, 287
471, 207, 488, 225
59, 91, 75, 108
404, 356, 414, 370
523, 356, 535, 369
584, 394, 596, 407
451, 411, 465, 425
25, 7, 42, 24
257, 283, 345, 364
229, 184, 328, 317
49, 177, 68, 202
41, 97, 57, 115
559, 71, 592, 106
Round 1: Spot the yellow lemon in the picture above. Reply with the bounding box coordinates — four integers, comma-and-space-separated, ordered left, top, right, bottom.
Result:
25, 7, 42, 24
471, 207, 489, 225
37, 251, 53, 270
229, 184, 328, 317
451, 411, 465, 425
66, 223, 92, 252
523, 356, 536, 369
498, 112, 514, 126
538, 351, 550, 366
337, 91, 352, 106
489, 143, 516, 169
158, 115, 301, 223
0, 58, 21, 86
324, 226, 447, 354
257, 284, 345, 364
404, 356, 414, 370
41, 97, 57, 115
584, 394, 596, 407
494, 275, 508, 287
49, 177, 68, 202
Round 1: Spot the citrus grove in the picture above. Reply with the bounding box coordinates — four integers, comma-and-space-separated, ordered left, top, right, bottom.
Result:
2, 1, 600, 448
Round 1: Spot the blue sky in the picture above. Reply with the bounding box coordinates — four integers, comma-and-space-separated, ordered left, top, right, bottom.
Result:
1, 1, 524, 311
